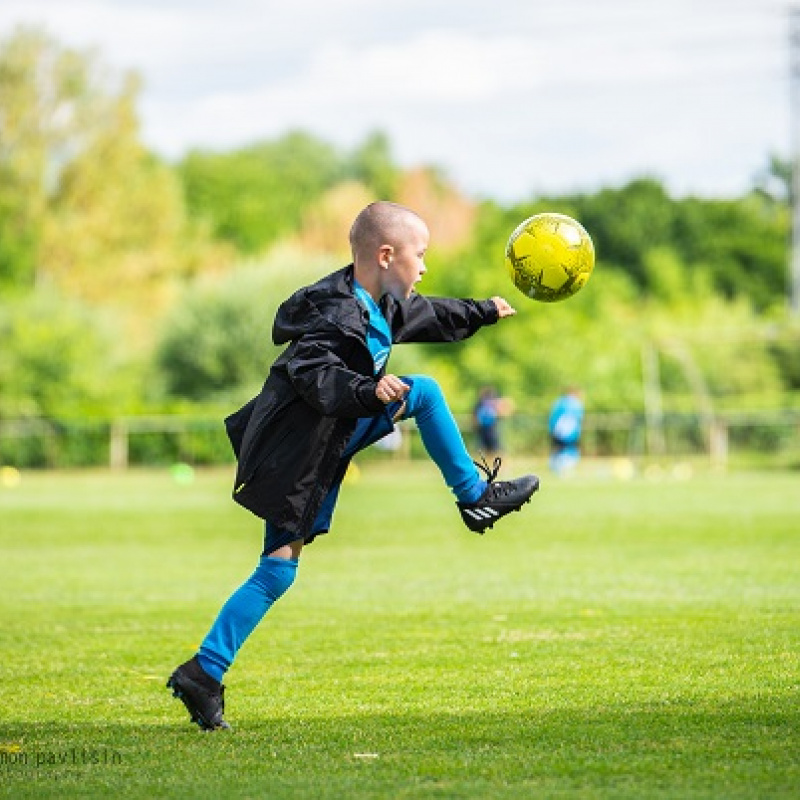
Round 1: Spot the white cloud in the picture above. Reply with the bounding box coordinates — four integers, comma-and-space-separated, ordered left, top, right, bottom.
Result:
0, 0, 791, 199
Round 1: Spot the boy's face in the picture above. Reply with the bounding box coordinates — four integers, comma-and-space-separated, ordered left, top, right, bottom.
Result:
380, 218, 429, 300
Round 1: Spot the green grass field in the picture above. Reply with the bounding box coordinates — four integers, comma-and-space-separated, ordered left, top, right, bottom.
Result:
1, 461, 798, 799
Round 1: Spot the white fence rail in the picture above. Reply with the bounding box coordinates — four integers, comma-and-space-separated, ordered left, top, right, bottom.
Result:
1, 410, 799, 470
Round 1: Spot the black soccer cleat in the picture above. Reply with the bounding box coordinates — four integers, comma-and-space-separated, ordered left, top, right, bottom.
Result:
167, 656, 231, 731
457, 457, 540, 534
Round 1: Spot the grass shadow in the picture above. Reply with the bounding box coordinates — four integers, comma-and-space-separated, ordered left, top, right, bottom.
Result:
2, 699, 798, 799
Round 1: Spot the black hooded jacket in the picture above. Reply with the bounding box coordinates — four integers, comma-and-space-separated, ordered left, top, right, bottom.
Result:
225, 264, 499, 538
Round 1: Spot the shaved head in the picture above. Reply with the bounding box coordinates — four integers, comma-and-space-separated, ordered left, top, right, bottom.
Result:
349, 201, 426, 261
350, 201, 429, 301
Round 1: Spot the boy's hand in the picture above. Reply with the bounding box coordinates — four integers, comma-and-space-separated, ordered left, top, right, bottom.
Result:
492, 296, 516, 318
376, 374, 410, 405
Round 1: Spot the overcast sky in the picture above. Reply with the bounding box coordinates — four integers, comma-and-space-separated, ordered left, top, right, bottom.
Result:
0, 0, 791, 201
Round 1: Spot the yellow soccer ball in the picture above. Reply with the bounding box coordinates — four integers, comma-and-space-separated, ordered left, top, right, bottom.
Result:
505, 213, 595, 302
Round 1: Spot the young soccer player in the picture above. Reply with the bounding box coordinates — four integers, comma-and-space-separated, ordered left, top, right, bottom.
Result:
548, 386, 585, 475
473, 385, 514, 458
167, 201, 539, 730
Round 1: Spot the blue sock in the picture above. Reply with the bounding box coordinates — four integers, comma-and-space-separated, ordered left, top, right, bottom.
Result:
196, 556, 298, 683
402, 375, 486, 503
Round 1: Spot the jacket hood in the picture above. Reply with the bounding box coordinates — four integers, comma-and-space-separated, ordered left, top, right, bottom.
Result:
272, 265, 365, 346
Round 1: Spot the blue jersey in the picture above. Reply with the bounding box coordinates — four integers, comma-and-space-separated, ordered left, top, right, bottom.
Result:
354, 281, 392, 375
548, 394, 583, 445
475, 398, 499, 428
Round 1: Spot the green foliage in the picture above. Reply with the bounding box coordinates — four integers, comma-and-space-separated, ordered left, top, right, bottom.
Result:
768, 325, 800, 389
0, 167, 39, 290
44, 80, 211, 313
583, 182, 788, 311
0, 27, 70, 289
753, 153, 791, 204
156, 249, 339, 401
0, 26, 218, 316
178, 130, 402, 256
422, 196, 792, 414
344, 130, 400, 199
178, 132, 344, 254
156, 277, 275, 400
0, 24, 796, 425
0, 291, 133, 418
672, 193, 788, 311
578, 178, 676, 286
0, 28, 129, 289
492, 179, 791, 313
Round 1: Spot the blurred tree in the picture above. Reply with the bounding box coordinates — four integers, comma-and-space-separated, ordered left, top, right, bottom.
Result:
1, 27, 793, 419
0, 27, 226, 322
544, 178, 787, 312
42, 75, 226, 325
156, 250, 337, 401
671, 193, 788, 311
295, 180, 375, 258
753, 153, 791, 204
396, 166, 476, 252
0, 27, 99, 290
573, 178, 676, 288
422, 193, 789, 413
768, 325, 800, 389
178, 132, 343, 254
292, 165, 477, 258
344, 131, 400, 199
0, 291, 133, 418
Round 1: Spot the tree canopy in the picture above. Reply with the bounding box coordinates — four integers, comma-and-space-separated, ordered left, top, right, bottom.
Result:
0, 27, 797, 425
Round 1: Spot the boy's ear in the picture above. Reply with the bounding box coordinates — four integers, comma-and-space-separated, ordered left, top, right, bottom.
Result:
378, 244, 394, 270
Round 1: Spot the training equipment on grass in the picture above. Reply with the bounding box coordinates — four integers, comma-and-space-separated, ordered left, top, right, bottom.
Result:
505, 213, 595, 302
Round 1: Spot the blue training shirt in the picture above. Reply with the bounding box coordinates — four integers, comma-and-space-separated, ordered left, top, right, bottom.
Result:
353, 280, 392, 375
548, 394, 584, 445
